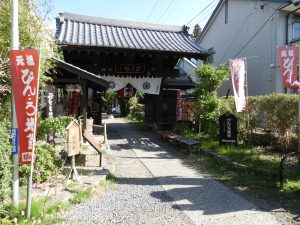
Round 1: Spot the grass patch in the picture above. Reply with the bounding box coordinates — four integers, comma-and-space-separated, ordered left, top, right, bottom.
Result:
46, 201, 70, 214
282, 180, 300, 194
106, 172, 117, 182
1, 198, 66, 225
65, 182, 79, 193
70, 188, 92, 204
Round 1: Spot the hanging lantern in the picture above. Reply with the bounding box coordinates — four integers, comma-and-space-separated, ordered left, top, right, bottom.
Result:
74, 84, 81, 92
65, 84, 74, 92
117, 84, 136, 98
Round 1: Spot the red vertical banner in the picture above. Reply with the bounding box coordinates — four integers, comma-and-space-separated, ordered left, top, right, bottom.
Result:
176, 90, 186, 121
229, 58, 246, 113
276, 46, 300, 90
10, 49, 40, 164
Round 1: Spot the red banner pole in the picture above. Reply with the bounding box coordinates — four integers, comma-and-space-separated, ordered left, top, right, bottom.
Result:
26, 49, 41, 219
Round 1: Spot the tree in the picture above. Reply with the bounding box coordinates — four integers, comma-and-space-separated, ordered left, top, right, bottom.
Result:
193, 64, 229, 135
0, 0, 57, 119
192, 24, 202, 42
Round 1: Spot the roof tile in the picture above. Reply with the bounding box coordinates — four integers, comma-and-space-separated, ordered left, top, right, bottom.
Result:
56, 12, 209, 56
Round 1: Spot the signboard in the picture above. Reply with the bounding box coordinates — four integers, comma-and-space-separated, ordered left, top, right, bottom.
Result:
10, 49, 40, 164
176, 90, 186, 121
176, 90, 195, 122
276, 46, 300, 90
115, 64, 146, 74
219, 112, 238, 145
67, 121, 81, 157
11, 128, 18, 155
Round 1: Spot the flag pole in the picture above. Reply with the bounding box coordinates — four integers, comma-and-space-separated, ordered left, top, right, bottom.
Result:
298, 45, 300, 164
244, 57, 251, 145
10, 0, 19, 208
26, 49, 41, 219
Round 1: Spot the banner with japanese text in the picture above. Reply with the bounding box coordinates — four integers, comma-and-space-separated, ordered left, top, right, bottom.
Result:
229, 58, 246, 113
176, 90, 187, 121
10, 49, 40, 164
276, 46, 300, 90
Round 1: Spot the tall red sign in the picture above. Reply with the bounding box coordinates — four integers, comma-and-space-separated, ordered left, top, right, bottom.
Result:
277, 46, 300, 90
176, 90, 186, 121
10, 49, 40, 164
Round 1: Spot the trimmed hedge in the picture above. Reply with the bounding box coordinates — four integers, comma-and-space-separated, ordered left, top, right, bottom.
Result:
206, 93, 298, 151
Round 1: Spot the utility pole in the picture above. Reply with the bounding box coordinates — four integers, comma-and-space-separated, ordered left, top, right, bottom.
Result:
10, 0, 19, 207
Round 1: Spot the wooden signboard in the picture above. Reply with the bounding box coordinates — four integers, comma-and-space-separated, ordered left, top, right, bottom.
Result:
67, 120, 81, 156
219, 112, 238, 146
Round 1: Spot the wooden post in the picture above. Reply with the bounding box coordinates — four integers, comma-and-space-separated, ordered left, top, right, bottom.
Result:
71, 155, 78, 180
82, 80, 88, 136
104, 121, 107, 144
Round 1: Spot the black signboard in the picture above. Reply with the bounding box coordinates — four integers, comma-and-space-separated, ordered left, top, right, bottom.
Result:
219, 112, 238, 145
115, 64, 146, 74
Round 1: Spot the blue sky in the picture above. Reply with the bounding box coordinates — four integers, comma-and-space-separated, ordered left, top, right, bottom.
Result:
50, 0, 219, 31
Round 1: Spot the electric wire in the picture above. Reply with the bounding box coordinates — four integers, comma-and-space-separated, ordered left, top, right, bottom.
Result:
219, 8, 256, 62
146, 0, 160, 22
196, 1, 219, 25
186, 0, 218, 25
156, 0, 176, 23
234, 10, 277, 58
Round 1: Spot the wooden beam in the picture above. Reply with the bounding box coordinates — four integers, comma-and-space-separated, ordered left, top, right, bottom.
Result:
82, 80, 88, 132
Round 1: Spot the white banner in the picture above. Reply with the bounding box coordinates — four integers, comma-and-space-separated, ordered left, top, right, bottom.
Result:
229, 58, 246, 113
101, 76, 129, 92
102, 75, 162, 95
130, 77, 162, 95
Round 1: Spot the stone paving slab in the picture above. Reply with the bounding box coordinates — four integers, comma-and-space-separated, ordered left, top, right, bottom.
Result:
106, 118, 283, 225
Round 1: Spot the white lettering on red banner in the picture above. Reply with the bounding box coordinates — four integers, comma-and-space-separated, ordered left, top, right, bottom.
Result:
10, 49, 40, 164
277, 46, 300, 90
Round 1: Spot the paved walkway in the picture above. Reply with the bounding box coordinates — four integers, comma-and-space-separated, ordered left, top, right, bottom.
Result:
107, 118, 282, 225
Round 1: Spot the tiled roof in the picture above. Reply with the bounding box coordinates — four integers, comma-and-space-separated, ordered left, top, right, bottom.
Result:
56, 13, 209, 57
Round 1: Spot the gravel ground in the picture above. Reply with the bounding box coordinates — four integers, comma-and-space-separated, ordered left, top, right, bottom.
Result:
57, 130, 193, 225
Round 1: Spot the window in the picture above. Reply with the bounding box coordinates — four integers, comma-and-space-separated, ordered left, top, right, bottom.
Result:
225, 0, 228, 24
292, 16, 300, 40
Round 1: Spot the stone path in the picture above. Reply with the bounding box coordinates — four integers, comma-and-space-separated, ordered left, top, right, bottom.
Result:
58, 118, 284, 225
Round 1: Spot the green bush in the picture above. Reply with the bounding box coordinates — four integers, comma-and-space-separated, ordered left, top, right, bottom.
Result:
127, 111, 144, 122
193, 64, 229, 137
0, 121, 12, 206
38, 116, 74, 140
219, 94, 298, 151
19, 141, 63, 185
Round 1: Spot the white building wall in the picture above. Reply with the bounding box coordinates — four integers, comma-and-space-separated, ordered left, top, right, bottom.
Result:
177, 58, 197, 83
199, 0, 288, 96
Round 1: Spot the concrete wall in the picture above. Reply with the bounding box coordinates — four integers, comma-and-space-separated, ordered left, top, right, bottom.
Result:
198, 0, 288, 96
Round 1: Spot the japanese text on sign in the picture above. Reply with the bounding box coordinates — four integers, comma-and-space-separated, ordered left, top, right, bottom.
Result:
10, 49, 40, 164
277, 46, 300, 90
